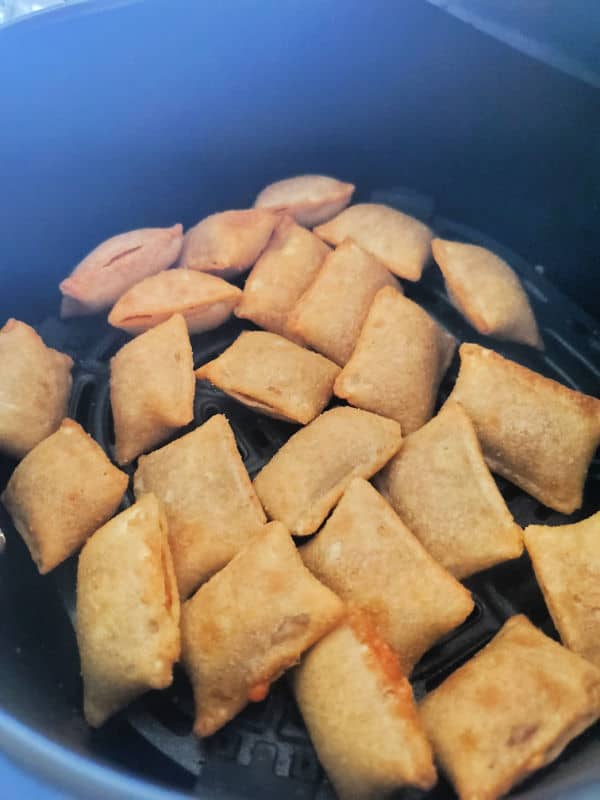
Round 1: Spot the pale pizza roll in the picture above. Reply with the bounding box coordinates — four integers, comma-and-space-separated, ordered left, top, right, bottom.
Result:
110, 313, 195, 465
196, 331, 340, 425
524, 511, 600, 669
0, 319, 73, 459
287, 239, 400, 365
181, 521, 344, 737
334, 286, 456, 433
314, 203, 433, 281
1, 419, 128, 573
108, 269, 242, 335
76, 494, 180, 727
292, 615, 437, 800
253, 407, 402, 537
254, 174, 355, 227
420, 615, 600, 800
375, 403, 523, 578
59, 224, 183, 316
134, 414, 266, 598
432, 237, 543, 348
447, 343, 600, 513
300, 478, 474, 672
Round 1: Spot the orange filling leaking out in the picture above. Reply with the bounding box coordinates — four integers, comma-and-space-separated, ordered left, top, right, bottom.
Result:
248, 682, 271, 703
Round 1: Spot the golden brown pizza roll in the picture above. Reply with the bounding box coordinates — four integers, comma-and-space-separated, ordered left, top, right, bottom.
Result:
524, 511, 600, 669
59, 225, 183, 316
254, 174, 355, 227
375, 403, 523, 578
292, 615, 437, 800
0, 319, 73, 459
76, 493, 180, 727
196, 331, 340, 424
110, 313, 195, 465
1, 419, 128, 573
300, 478, 474, 672
420, 615, 600, 800
334, 286, 456, 433
181, 521, 344, 737
108, 269, 242, 335
134, 414, 266, 598
432, 238, 542, 348
314, 203, 433, 281
234, 214, 330, 339
253, 407, 402, 537
447, 343, 600, 513
286, 239, 400, 365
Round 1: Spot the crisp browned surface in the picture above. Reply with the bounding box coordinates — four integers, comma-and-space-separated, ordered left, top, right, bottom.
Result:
254, 175, 354, 227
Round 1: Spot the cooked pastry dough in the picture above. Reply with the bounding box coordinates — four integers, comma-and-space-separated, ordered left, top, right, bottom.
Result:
253, 407, 402, 537
134, 414, 266, 598
1, 419, 128, 573
181, 521, 344, 736
300, 478, 474, 672
420, 615, 600, 800
446, 343, 600, 513
334, 287, 456, 433
110, 313, 195, 465
432, 238, 542, 348
0, 319, 73, 459
375, 403, 523, 578
76, 494, 180, 727
254, 174, 355, 227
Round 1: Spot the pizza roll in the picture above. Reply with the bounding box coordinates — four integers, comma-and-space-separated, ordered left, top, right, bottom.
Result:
375, 403, 523, 578
287, 239, 399, 365
432, 238, 542, 348
1, 419, 128, 573
253, 407, 402, 537
134, 414, 266, 598
76, 494, 180, 727
524, 511, 600, 669
196, 331, 340, 424
300, 478, 473, 672
254, 174, 355, 227
110, 313, 195, 465
292, 616, 437, 800
0, 319, 73, 459
108, 269, 242, 335
420, 615, 600, 800
314, 203, 433, 281
59, 225, 183, 316
447, 343, 600, 513
334, 287, 456, 433
234, 214, 330, 339
181, 521, 344, 736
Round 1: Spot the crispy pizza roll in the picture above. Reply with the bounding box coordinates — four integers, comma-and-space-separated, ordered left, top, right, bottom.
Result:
76, 494, 180, 727
524, 511, 600, 669
420, 615, 600, 800
447, 343, 600, 513
0, 319, 73, 459
59, 225, 183, 316
253, 407, 402, 537
314, 203, 433, 281
292, 615, 437, 800
375, 403, 523, 578
334, 287, 456, 433
1, 419, 128, 573
108, 269, 242, 335
134, 414, 266, 598
432, 238, 542, 348
254, 174, 355, 227
196, 331, 340, 424
110, 313, 195, 465
181, 521, 344, 737
287, 239, 399, 365
300, 478, 474, 671
234, 214, 330, 339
